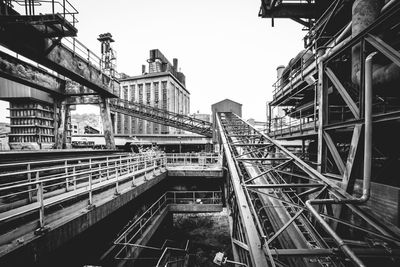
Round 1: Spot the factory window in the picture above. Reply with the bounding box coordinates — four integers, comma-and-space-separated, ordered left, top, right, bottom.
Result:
130, 84, 135, 102
123, 86, 128, 100
138, 84, 143, 104
154, 82, 159, 104
162, 81, 167, 110
146, 83, 151, 104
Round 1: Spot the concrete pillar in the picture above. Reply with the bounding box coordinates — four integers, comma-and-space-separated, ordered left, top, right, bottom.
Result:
56, 101, 69, 149
53, 100, 59, 147
99, 97, 116, 149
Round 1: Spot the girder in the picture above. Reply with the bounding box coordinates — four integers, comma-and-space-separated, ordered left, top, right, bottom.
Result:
109, 99, 213, 137
0, 1, 118, 97
217, 112, 400, 267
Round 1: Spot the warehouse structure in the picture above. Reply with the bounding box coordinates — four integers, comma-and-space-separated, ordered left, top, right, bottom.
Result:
117, 49, 190, 135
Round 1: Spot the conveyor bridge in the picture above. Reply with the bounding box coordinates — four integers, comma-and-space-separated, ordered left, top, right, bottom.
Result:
216, 111, 400, 267
109, 98, 213, 137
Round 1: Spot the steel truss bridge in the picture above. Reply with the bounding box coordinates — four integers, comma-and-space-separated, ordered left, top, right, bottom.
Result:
109, 98, 213, 137
216, 112, 400, 267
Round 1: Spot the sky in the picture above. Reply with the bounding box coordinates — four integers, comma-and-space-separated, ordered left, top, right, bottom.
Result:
0, 0, 306, 122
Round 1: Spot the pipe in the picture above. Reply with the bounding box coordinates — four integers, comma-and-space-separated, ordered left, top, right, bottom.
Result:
319, 0, 394, 64
305, 52, 377, 267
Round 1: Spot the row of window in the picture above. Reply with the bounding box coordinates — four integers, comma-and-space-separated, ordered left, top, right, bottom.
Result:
115, 115, 171, 135
120, 81, 189, 108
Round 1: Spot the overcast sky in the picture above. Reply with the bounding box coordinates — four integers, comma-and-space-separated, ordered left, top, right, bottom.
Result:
0, 0, 306, 122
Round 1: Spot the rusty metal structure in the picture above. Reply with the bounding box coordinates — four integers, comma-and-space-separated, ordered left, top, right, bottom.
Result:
0, 0, 400, 267
258, 0, 400, 266
0, 0, 210, 150
109, 99, 213, 138
217, 111, 400, 266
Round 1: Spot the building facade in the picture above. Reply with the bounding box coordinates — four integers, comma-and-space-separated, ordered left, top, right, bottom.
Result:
116, 49, 190, 135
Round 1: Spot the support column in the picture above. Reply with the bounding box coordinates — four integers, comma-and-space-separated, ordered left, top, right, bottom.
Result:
56, 100, 69, 149
317, 48, 327, 173
99, 97, 116, 149
53, 100, 59, 147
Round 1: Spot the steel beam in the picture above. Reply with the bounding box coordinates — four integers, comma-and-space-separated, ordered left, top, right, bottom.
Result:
326, 67, 360, 119
0, 50, 65, 96
342, 124, 362, 192
216, 114, 269, 267
259, 3, 319, 19
366, 34, 400, 68
110, 99, 212, 137
245, 184, 324, 189
0, 11, 117, 97
237, 158, 291, 161
322, 131, 346, 175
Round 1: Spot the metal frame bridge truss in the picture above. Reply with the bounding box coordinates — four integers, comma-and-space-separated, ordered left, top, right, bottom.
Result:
217, 112, 400, 267
109, 98, 213, 137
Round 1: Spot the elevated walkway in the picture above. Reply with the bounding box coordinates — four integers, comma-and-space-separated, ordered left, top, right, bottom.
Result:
0, 151, 223, 265
269, 120, 318, 140
166, 153, 223, 177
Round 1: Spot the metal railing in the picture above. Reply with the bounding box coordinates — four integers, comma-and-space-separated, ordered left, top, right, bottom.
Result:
272, 45, 316, 100
0, 152, 223, 229
165, 153, 221, 167
269, 105, 318, 137
113, 191, 221, 260
109, 99, 213, 137
0, 152, 166, 229
9, 0, 79, 25
61, 37, 103, 70
156, 240, 190, 267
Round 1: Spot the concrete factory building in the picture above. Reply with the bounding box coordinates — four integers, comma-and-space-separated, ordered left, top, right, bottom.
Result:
116, 49, 190, 135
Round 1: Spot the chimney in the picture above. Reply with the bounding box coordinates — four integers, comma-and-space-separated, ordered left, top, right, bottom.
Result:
142, 65, 146, 74
173, 58, 178, 70
276, 65, 285, 87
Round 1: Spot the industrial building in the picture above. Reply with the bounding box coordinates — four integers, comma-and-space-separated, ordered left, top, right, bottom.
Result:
117, 49, 190, 135
0, 1, 400, 267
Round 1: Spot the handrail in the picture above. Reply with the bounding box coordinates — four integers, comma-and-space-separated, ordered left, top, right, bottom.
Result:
269, 106, 318, 136
272, 45, 316, 100
0, 152, 166, 228
112, 191, 221, 261
12, 0, 79, 25
0, 153, 159, 183
165, 153, 222, 166
109, 98, 213, 137
156, 240, 189, 267
0, 152, 222, 229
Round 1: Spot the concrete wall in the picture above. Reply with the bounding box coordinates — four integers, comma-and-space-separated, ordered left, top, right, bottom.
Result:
0, 172, 167, 266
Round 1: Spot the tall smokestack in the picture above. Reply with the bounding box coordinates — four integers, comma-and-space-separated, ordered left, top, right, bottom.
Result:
142, 65, 146, 74
173, 58, 178, 70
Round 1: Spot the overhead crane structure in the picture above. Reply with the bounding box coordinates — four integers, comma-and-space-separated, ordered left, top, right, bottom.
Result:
0, 0, 118, 97
216, 112, 400, 267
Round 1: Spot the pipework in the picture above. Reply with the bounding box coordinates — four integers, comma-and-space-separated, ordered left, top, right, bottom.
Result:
306, 52, 377, 267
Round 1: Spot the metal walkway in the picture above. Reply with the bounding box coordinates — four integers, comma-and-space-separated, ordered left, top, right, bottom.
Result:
109, 99, 213, 137
216, 112, 400, 267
